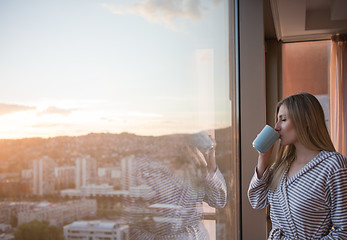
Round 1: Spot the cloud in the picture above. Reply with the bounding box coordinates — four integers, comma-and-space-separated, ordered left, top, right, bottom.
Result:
102, 0, 221, 30
38, 106, 75, 116
0, 103, 36, 116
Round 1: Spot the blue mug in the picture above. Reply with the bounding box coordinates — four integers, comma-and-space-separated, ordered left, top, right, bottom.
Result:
189, 131, 214, 154
252, 125, 279, 153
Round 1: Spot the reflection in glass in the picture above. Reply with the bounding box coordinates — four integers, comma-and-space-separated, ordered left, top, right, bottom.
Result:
126, 132, 227, 239
0, 0, 236, 239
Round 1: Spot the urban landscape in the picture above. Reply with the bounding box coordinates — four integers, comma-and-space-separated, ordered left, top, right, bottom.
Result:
0, 128, 232, 240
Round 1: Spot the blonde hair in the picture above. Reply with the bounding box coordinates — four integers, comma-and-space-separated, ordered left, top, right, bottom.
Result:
270, 92, 335, 189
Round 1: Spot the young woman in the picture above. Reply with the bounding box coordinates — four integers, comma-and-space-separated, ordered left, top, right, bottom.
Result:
129, 132, 227, 240
248, 92, 347, 239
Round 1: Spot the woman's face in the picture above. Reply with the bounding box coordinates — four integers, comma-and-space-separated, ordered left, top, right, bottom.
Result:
274, 104, 298, 146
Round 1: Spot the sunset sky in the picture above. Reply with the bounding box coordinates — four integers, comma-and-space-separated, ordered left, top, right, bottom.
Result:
0, 0, 231, 139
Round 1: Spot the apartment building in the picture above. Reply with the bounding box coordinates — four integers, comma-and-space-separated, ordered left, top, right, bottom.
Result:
55, 166, 76, 190
63, 220, 129, 240
75, 155, 97, 189
32, 156, 56, 196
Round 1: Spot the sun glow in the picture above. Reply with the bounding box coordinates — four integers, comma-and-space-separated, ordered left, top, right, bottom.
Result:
0, 0, 230, 139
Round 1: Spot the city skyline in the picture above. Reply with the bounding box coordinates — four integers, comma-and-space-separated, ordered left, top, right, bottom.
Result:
0, 0, 231, 139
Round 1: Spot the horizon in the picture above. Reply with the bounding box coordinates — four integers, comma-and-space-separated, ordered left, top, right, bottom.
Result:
0, 125, 232, 141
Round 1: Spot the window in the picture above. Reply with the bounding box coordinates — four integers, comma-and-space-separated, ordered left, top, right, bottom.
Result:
282, 41, 330, 123
282, 41, 330, 97
0, 0, 238, 239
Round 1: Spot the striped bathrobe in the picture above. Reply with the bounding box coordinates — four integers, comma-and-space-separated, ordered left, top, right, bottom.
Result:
248, 151, 347, 239
129, 157, 227, 240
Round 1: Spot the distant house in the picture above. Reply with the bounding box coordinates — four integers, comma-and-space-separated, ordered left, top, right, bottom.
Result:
64, 220, 129, 240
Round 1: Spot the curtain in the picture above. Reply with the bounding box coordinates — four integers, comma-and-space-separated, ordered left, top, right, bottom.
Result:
330, 34, 347, 156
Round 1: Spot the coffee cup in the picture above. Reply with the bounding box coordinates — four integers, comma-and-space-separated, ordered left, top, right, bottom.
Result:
189, 131, 214, 154
252, 125, 279, 153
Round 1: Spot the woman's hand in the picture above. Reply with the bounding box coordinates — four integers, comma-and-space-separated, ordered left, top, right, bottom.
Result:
256, 146, 273, 178
203, 136, 217, 173
187, 135, 217, 174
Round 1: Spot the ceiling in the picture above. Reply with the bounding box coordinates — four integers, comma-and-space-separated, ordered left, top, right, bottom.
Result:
264, 0, 347, 42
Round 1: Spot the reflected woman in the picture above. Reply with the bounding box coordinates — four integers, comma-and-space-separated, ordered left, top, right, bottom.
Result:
129, 132, 227, 240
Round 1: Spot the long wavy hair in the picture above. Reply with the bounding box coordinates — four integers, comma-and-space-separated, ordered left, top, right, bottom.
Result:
269, 92, 335, 190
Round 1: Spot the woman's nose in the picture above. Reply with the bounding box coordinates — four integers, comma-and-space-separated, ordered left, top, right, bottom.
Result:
274, 122, 280, 131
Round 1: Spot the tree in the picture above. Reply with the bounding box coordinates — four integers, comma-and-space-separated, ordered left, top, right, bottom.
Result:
14, 220, 63, 240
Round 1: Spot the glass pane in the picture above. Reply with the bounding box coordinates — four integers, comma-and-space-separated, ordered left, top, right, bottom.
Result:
282, 41, 330, 96
0, 0, 237, 239
282, 41, 330, 125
